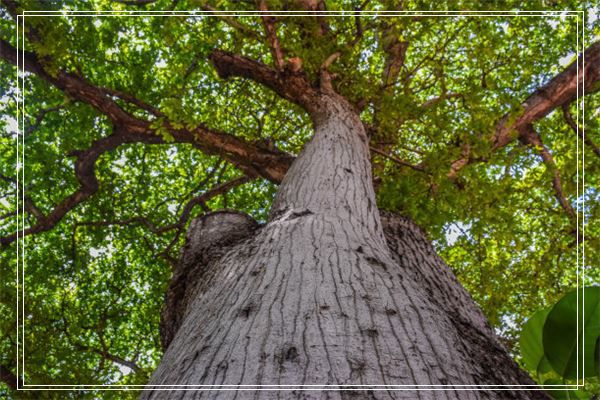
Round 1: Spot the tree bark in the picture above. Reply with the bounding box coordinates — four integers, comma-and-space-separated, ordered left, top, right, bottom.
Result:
142, 94, 547, 399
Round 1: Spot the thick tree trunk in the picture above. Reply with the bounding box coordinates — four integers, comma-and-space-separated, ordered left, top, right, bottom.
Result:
142, 94, 547, 399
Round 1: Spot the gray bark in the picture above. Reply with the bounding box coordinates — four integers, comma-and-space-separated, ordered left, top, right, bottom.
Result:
142, 94, 547, 399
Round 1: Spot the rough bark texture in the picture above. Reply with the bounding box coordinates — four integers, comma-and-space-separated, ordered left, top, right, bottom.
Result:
143, 95, 548, 399
160, 211, 260, 350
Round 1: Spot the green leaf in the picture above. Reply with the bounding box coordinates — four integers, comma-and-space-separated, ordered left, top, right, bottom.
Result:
543, 287, 600, 380
521, 306, 551, 374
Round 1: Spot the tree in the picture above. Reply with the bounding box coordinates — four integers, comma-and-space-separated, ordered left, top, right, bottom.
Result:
0, 1, 598, 399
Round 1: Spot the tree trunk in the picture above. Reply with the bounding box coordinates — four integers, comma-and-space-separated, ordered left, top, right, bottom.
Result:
142, 94, 547, 399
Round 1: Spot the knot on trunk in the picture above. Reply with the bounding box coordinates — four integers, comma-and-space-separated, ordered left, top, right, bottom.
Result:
180, 210, 258, 268
160, 210, 258, 351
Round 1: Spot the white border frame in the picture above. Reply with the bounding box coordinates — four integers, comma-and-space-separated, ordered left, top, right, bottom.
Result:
12, 8, 586, 393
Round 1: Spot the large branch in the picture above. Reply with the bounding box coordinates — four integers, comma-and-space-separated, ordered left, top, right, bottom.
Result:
381, 26, 408, 89
0, 34, 299, 245
0, 38, 139, 126
0, 119, 268, 247
184, 123, 293, 182
442, 43, 600, 226
494, 41, 600, 149
0, 38, 294, 183
371, 7, 409, 139
449, 41, 600, 176
0, 129, 162, 246
209, 49, 321, 115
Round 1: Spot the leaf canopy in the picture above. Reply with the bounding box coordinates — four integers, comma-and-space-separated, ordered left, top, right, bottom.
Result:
0, 0, 598, 397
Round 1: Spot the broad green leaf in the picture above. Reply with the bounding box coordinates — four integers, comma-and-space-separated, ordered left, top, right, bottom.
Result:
543, 287, 600, 380
521, 306, 551, 374
538, 355, 556, 376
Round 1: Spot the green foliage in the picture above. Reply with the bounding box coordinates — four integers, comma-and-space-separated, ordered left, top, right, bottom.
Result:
520, 287, 600, 399
543, 287, 600, 380
0, 0, 598, 397
521, 307, 552, 376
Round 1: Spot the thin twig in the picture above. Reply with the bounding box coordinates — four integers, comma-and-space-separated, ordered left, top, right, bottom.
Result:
162, 175, 253, 256
370, 146, 426, 173
25, 105, 64, 135
200, 4, 261, 39
562, 104, 600, 158
520, 125, 576, 222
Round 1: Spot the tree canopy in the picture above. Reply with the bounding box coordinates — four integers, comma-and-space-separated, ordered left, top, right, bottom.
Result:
0, 1, 598, 398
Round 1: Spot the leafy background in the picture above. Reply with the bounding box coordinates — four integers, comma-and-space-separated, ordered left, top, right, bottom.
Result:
0, 0, 598, 398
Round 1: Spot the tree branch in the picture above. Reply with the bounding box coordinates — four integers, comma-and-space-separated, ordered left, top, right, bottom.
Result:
447, 144, 471, 180
73, 176, 247, 237
381, 30, 408, 90
73, 342, 141, 373
293, 0, 330, 36
448, 41, 600, 177
0, 128, 163, 246
350, 4, 364, 45
1, 37, 295, 183
519, 125, 576, 221
562, 103, 600, 158
494, 41, 600, 150
75, 216, 164, 234
0, 37, 298, 245
199, 4, 261, 39
0, 174, 45, 222
71, 175, 252, 263
161, 175, 252, 257
258, 0, 285, 70
321, 51, 341, 71
0, 111, 270, 247
371, 3, 410, 140
25, 105, 65, 135
421, 92, 463, 110
209, 49, 320, 114
349, 0, 369, 47
370, 146, 427, 173
0, 38, 142, 127
320, 51, 341, 92
100, 87, 164, 118
57, 299, 142, 373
